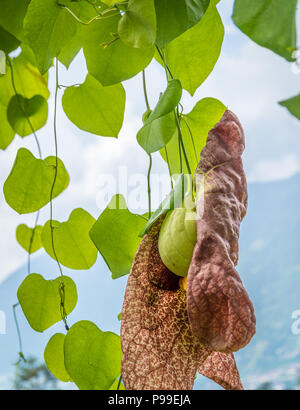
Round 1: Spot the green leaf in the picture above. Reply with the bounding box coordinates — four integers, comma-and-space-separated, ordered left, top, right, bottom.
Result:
136, 79, 182, 153
118, 0, 156, 48
16, 224, 43, 254
10, 53, 50, 100
0, 103, 15, 150
42, 208, 97, 270
137, 112, 176, 154
0, 50, 5, 76
44, 333, 71, 382
7, 94, 48, 137
0, 80, 14, 149
154, 0, 210, 47
64, 320, 122, 390
58, 28, 83, 69
160, 97, 226, 175
145, 79, 182, 124
139, 173, 190, 237
0, 64, 15, 150
83, 11, 154, 86
0, 0, 30, 41
24, 0, 77, 74
232, 0, 298, 62
109, 378, 125, 390
3, 148, 69, 214
58, 0, 101, 68
90, 194, 146, 278
0, 53, 49, 150
279, 94, 300, 120
0, 26, 20, 54
20, 44, 38, 67
62, 74, 125, 137
102, 0, 127, 5
161, 3, 224, 95
17, 273, 77, 332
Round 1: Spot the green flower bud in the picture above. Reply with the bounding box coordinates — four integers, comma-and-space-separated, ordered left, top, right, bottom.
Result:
158, 207, 197, 277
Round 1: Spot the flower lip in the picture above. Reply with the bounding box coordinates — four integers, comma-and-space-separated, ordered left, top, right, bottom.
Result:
186, 110, 256, 353
121, 109, 255, 390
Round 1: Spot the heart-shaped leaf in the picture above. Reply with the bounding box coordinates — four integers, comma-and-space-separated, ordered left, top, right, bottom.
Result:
233, 0, 298, 62
137, 79, 181, 153
24, 0, 77, 74
0, 51, 49, 150
0, 71, 14, 149
90, 194, 146, 278
16, 223, 43, 254
44, 333, 71, 382
279, 94, 300, 120
145, 79, 182, 124
118, 0, 156, 49
154, 0, 210, 47
62, 74, 125, 138
0, 0, 30, 42
0, 26, 20, 54
137, 112, 176, 154
3, 148, 69, 214
7, 94, 48, 137
42, 208, 97, 270
83, 10, 154, 86
64, 320, 122, 390
57, 0, 101, 68
17, 273, 77, 332
160, 3, 224, 95
160, 97, 226, 175
11, 52, 50, 100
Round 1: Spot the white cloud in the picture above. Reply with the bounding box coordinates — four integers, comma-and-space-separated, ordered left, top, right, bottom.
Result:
248, 154, 300, 183
0, 373, 12, 389
249, 239, 265, 252
1, 3, 300, 282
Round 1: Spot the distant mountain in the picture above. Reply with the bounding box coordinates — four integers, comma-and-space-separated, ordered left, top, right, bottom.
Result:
1, 174, 300, 390
234, 173, 300, 389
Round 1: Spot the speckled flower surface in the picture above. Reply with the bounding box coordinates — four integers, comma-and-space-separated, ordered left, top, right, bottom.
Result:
121, 110, 255, 390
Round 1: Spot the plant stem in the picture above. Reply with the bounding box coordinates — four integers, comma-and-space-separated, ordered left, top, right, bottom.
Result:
50, 59, 69, 331
12, 302, 26, 389
156, 47, 183, 176
156, 47, 192, 176
175, 110, 192, 175
181, 116, 198, 163
156, 46, 173, 80
142, 70, 150, 111
177, 130, 183, 173
164, 146, 173, 189
142, 69, 153, 219
59, 4, 119, 25
117, 375, 122, 390
147, 154, 152, 219
27, 211, 40, 275
12, 303, 25, 362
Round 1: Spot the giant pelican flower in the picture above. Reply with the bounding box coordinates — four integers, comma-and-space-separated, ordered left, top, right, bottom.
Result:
121, 111, 256, 390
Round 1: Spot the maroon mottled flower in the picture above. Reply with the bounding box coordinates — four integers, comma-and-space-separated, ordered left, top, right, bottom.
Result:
121, 110, 256, 390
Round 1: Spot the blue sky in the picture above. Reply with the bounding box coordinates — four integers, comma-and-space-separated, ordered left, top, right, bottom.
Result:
0, 0, 299, 282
